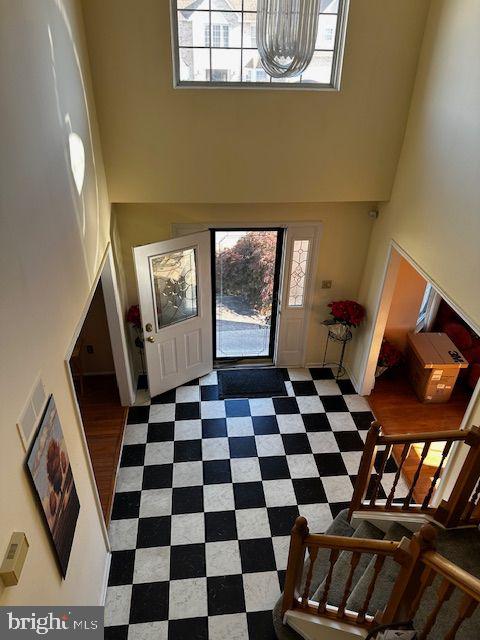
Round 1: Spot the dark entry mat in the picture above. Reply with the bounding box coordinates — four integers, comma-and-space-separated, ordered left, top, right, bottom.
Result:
217, 368, 287, 399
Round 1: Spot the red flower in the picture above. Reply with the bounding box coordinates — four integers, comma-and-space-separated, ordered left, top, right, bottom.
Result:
126, 304, 141, 329
328, 300, 365, 328
378, 339, 402, 368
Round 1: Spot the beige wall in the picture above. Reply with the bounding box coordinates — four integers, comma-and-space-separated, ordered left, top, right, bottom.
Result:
81, 0, 429, 203
114, 202, 375, 364
350, 0, 480, 425
77, 283, 115, 374
384, 257, 427, 351
0, 0, 110, 604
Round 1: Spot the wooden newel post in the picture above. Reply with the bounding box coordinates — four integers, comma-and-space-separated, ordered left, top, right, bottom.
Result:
434, 426, 480, 527
281, 516, 309, 617
348, 421, 381, 520
382, 524, 437, 624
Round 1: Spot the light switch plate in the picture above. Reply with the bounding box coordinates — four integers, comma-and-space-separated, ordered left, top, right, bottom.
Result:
17, 375, 47, 451
0, 533, 29, 587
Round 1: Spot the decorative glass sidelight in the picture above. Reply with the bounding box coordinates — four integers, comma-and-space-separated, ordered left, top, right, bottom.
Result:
288, 239, 310, 307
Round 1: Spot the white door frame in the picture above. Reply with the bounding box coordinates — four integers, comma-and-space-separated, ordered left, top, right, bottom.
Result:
171, 221, 322, 367
64, 244, 135, 541
358, 239, 480, 505
101, 247, 136, 406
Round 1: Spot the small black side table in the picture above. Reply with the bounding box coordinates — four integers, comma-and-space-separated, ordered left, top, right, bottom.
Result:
321, 320, 353, 380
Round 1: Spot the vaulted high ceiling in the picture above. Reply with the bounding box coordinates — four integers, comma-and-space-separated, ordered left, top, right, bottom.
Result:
81, 0, 430, 203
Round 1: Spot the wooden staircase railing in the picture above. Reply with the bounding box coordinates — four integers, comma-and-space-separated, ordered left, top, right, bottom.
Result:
348, 422, 480, 527
281, 515, 414, 628
382, 532, 480, 639
282, 519, 480, 639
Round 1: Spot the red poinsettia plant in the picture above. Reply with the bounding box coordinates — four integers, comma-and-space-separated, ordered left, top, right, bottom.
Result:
126, 304, 141, 329
328, 300, 365, 328
378, 339, 402, 368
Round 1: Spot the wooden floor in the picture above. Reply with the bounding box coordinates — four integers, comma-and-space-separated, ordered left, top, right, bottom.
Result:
75, 374, 128, 524
368, 365, 472, 500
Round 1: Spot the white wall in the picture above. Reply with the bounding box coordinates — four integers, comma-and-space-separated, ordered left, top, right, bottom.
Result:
350, 0, 480, 430
384, 257, 427, 352
0, 0, 111, 604
78, 283, 115, 375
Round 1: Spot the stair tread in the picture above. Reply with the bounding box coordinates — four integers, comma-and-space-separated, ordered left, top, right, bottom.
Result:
311, 519, 385, 606
436, 527, 480, 576
273, 509, 355, 640
346, 521, 412, 615
274, 515, 480, 640
301, 508, 356, 598
414, 527, 480, 640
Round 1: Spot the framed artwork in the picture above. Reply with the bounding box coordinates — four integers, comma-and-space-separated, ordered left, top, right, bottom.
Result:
26, 395, 80, 577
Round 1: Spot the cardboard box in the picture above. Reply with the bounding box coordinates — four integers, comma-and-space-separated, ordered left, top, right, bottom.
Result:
406, 332, 468, 403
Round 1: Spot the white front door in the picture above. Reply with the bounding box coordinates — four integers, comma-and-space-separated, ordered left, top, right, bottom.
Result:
133, 231, 213, 397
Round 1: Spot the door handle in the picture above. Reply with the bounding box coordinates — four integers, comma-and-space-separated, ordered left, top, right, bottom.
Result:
146, 336, 155, 343
145, 323, 153, 332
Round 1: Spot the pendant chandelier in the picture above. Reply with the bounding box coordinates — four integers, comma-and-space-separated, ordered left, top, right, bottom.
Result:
257, 0, 320, 79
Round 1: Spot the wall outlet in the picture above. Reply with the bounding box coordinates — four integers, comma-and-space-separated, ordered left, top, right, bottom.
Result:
86, 345, 94, 354
321, 280, 332, 289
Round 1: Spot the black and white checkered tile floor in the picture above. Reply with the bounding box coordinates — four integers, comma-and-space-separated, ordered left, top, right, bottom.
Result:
104, 367, 403, 640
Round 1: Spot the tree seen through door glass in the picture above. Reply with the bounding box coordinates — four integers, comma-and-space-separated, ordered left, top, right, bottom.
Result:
215, 230, 279, 358
150, 248, 198, 330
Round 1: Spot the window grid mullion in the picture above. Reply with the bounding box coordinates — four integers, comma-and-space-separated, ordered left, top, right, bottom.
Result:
209, 2, 212, 81
240, 6, 244, 81
174, 0, 343, 88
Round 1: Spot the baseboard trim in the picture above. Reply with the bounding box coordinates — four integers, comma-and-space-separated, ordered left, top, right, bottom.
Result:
344, 365, 361, 395
82, 371, 117, 377
100, 551, 112, 605
304, 362, 362, 395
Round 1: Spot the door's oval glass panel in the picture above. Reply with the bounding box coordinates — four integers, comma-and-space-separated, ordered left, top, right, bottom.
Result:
288, 240, 310, 307
150, 248, 198, 330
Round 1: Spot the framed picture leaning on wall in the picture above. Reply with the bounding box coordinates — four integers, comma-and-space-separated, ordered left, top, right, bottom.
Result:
26, 395, 80, 578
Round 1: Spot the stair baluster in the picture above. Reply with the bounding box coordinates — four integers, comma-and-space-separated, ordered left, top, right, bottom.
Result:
386, 443, 411, 508
369, 444, 392, 507
337, 552, 361, 619
462, 476, 480, 521
443, 593, 478, 640
407, 566, 435, 620
422, 440, 453, 510
382, 525, 437, 624
403, 442, 431, 509
357, 554, 386, 623
316, 548, 339, 614
348, 425, 480, 524
281, 516, 309, 616
434, 426, 480, 527
418, 578, 454, 640
301, 546, 318, 606
349, 422, 381, 519
280, 489, 480, 638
